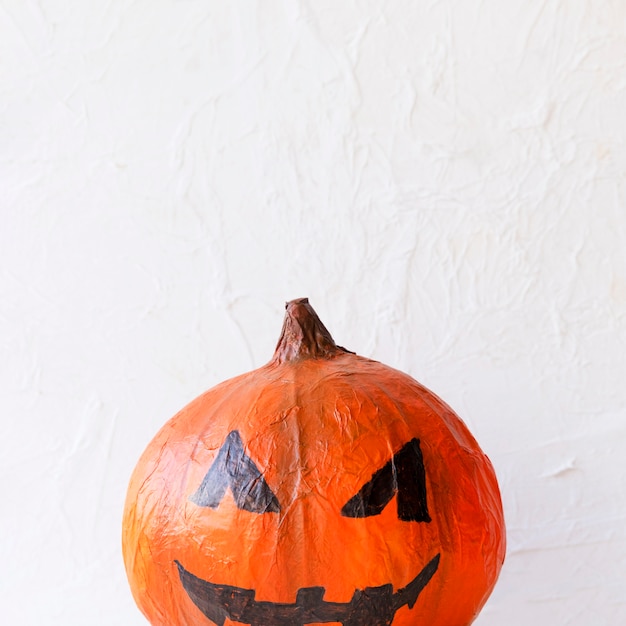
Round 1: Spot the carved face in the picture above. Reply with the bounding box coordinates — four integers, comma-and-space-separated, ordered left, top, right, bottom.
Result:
123, 300, 505, 626
176, 430, 439, 625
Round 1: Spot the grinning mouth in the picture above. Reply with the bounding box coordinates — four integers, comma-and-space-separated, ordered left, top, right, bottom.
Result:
175, 553, 440, 626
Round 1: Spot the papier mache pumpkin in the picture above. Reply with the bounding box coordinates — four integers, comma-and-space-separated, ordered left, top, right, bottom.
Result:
123, 298, 506, 626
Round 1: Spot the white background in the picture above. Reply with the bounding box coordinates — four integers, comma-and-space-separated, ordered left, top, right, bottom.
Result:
2, 1, 625, 624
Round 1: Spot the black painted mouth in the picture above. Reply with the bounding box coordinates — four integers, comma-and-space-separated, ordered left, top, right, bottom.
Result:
175, 553, 440, 626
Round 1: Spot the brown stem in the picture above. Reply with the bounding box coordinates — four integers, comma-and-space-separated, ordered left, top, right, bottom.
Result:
270, 298, 351, 364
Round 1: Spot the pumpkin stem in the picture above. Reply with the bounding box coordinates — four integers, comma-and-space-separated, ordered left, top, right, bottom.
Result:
271, 298, 351, 364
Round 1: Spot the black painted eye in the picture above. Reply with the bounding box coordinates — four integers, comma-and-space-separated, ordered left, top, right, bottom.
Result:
190, 430, 280, 514
341, 438, 431, 522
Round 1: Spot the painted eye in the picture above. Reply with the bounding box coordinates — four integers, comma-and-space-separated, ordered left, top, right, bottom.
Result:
190, 430, 280, 514
341, 438, 431, 522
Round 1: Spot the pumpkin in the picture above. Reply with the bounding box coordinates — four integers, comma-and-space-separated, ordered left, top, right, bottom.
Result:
122, 298, 505, 626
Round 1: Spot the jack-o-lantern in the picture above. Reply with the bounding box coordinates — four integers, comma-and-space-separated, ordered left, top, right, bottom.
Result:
123, 299, 505, 626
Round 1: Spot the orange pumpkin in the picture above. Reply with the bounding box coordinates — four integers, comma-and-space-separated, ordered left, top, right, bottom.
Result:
123, 298, 505, 626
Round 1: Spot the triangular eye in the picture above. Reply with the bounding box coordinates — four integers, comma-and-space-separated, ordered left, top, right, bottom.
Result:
190, 431, 280, 514
341, 438, 431, 522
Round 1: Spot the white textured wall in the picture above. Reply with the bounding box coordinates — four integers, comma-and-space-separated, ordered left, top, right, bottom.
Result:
2, 1, 625, 624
